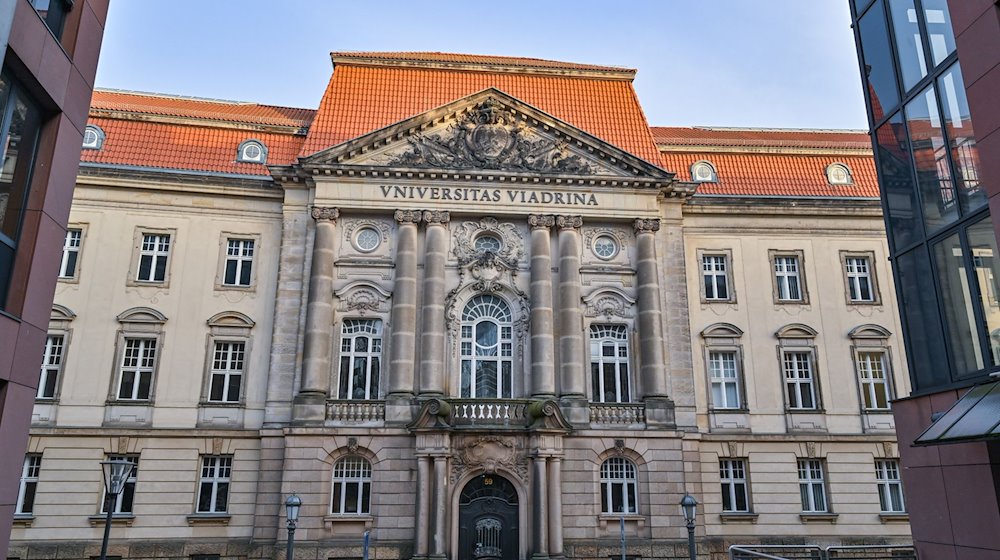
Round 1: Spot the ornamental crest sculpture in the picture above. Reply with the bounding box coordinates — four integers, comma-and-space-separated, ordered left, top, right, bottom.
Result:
451, 435, 528, 484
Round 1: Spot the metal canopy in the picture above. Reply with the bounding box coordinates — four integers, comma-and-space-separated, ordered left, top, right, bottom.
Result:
915, 380, 1000, 446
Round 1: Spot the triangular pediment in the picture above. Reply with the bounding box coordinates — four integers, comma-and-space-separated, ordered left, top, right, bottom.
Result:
301, 89, 674, 185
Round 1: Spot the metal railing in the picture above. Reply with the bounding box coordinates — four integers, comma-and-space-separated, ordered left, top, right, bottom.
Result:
730, 544, 916, 560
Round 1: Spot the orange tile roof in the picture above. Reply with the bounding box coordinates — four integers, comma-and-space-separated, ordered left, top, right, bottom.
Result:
301, 55, 661, 163
331, 51, 634, 74
91, 89, 315, 129
651, 126, 872, 150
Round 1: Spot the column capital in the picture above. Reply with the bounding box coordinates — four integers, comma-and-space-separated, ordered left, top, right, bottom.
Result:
556, 215, 582, 230
395, 210, 423, 224
528, 214, 556, 229
311, 206, 340, 222
422, 210, 450, 224
633, 218, 661, 234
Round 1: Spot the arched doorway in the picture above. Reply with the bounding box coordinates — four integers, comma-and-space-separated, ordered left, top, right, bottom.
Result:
458, 473, 519, 560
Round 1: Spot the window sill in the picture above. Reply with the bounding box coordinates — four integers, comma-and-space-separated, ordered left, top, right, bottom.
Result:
215, 284, 256, 292
324, 514, 374, 528
879, 513, 909, 523
88, 514, 135, 526
785, 408, 826, 414
720, 512, 758, 524
11, 515, 34, 527
187, 513, 231, 526
598, 514, 645, 531
198, 401, 244, 408
847, 300, 881, 306
799, 513, 838, 523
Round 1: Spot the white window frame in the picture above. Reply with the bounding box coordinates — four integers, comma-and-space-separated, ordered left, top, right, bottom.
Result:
137, 233, 170, 283
708, 350, 742, 410
719, 458, 750, 513
589, 324, 631, 403
841, 252, 881, 304
37, 334, 64, 400
798, 459, 828, 513
783, 351, 818, 410
128, 228, 176, 287
82, 124, 105, 150
856, 351, 892, 411
196, 455, 232, 514
117, 337, 157, 401
222, 238, 255, 287
330, 456, 372, 516
460, 295, 514, 399
875, 459, 906, 513
690, 160, 718, 183
58, 227, 82, 280
600, 457, 638, 514
15, 455, 41, 515
208, 341, 245, 403
699, 249, 734, 303
769, 250, 807, 303
337, 319, 383, 400
100, 455, 138, 515
236, 139, 267, 163
826, 163, 853, 185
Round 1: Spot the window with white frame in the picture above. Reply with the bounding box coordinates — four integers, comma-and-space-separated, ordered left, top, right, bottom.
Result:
208, 342, 245, 403
37, 334, 64, 399
338, 319, 382, 400
702, 254, 731, 301
600, 457, 638, 514
875, 459, 905, 513
857, 351, 891, 411
59, 228, 81, 279
197, 456, 232, 513
223, 238, 255, 287
709, 350, 742, 409
590, 324, 631, 403
117, 338, 156, 400
15, 455, 41, 515
101, 455, 138, 514
460, 295, 513, 399
137, 233, 170, 283
719, 459, 750, 513
798, 459, 828, 513
330, 456, 372, 515
845, 256, 875, 302
774, 255, 803, 301
783, 351, 817, 410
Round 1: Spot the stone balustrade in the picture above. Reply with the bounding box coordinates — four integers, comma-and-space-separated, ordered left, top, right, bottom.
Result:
589, 403, 646, 426
326, 400, 386, 423
449, 399, 530, 426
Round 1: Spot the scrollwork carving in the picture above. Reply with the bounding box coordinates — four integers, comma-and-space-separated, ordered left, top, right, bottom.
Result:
633, 218, 660, 234
311, 207, 340, 222
528, 214, 555, 229
556, 215, 583, 230
423, 210, 451, 224
395, 210, 422, 224
450, 435, 529, 484
452, 218, 524, 267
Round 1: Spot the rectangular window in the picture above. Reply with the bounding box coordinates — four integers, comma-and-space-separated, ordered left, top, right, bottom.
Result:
784, 351, 817, 410
845, 256, 875, 302
16, 455, 41, 515
875, 459, 906, 513
708, 351, 741, 409
223, 238, 255, 287
857, 351, 891, 410
774, 255, 802, 301
798, 459, 828, 513
719, 459, 750, 513
37, 334, 64, 399
117, 338, 156, 400
702, 254, 730, 301
208, 342, 244, 403
137, 234, 170, 283
59, 228, 82, 279
32, 0, 71, 40
590, 324, 631, 403
338, 319, 383, 400
101, 456, 138, 514
197, 456, 232, 513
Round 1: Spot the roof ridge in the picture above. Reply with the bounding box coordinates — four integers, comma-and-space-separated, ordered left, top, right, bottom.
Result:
651, 125, 868, 134
329, 51, 636, 79
93, 87, 314, 112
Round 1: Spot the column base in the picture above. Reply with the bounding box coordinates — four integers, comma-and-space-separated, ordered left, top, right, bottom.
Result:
531, 554, 551, 560
643, 396, 676, 429
558, 396, 590, 426
292, 392, 327, 425
385, 393, 417, 425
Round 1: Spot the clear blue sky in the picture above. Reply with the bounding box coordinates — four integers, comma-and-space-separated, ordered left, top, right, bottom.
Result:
95, 0, 869, 130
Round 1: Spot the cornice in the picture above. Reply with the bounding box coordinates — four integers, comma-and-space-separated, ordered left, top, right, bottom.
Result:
89, 108, 310, 136
330, 54, 636, 81
77, 164, 282, 198
656, 144, 873, 157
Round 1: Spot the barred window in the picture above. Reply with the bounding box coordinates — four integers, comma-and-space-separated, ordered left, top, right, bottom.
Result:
16, 455, 41, 515
590, 324, 630, 403
137, 234, 170, 283
101, 455, 138, 514
708, 351, 741, 409
209, 342, 245, 403
37, 334, 64, 399
798, 459, 828, 513
719, 459, 750, 513
857, 351, 891, 410
197, 456, 232, 513
460, 295, 513, 399
331, 456, 372, 515
875, 459, 905, 513
600, 457, 638, 514
118, 338, 156, 400
783, 351, 817, 410
223, 239, 255, 287
338, 319, 382, 400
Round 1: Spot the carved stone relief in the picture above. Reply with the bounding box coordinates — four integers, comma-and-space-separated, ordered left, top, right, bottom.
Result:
583, 288, 636, 319
450, 434, 529, 484
335, 281, 392, 316
342, 219, 392, 255
583, 226, 629, 263
453, 217, 524, 267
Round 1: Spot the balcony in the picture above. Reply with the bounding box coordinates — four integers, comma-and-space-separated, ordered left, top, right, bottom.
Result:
590, 402, 646, 426
326, 399, 385, 425
449, 399, 530, 427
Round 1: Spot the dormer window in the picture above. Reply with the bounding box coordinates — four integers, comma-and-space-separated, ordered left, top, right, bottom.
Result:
826, 163, 853, 185
691, 160, 718, 183
82, 125, 105, 150
237, 140, 267, 164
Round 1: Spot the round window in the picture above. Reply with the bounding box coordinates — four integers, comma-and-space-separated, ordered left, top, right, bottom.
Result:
83, 128, 99, 147
475, 234, 502, 253
593, 235, 619, 260
355, 227, 382, 252
243, 143, 263, 161
693, 162, 715, 182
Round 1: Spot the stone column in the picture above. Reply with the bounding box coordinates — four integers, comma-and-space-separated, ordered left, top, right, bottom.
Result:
529, 215, 556, 398
294, 206, 338, 422
387, 210, 421, 422
414, 456, 431, 559
547, 457, 563, 558
556, 216, 588, 424
419, 211, 450, 396
634, 218, 674, 427
431, 455, 449, 559
532, 457, 549, 559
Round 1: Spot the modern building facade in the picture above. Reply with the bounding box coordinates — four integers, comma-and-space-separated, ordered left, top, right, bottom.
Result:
9, 53, 912, 560
849, 0, 1000, 557
0, 0, 109, 552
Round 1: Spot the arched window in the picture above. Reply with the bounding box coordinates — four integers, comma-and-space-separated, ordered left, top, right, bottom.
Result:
330, 456, 372, 515
461, 295, 513, 398
826, 163, 853, 185
590, 324, 631, 403
690, 160, 718, 183
600, 457, 638, 514
237, 139, 267, 163
82, 124, 105, 150
338, 319, 383, 400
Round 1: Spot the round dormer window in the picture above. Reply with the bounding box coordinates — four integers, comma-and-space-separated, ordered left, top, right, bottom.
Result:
237, 140, 267, 163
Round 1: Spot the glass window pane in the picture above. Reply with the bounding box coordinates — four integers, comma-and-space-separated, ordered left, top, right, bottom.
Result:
858, 0, 900, 120
905, 85, 958, 233
938, 64, 985, 213
933, 233, 985, 374
895, 248, 950, 389
922, 0, 955, 66
968, 216, 1000, 367
888, 0, 927, 91
876, 113, 921, 247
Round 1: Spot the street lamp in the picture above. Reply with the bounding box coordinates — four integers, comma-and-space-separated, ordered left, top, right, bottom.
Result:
680, 493, 698, 560
285, 493, 302, 560
99, 459, 135, 560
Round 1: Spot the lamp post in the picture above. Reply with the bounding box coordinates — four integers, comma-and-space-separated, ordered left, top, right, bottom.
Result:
680, 493, 698, 560
99, 459, 135, 560
285, 493, 302, 560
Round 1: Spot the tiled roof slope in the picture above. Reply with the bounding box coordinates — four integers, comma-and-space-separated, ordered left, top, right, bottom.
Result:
655, 127, 879, 198
82, 90, 310, 176
300, 52, 661, 162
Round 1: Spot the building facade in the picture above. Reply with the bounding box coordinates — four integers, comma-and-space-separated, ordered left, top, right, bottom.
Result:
9, 53, 912, 560
0, 0, 109, 551
849, 1, 1000, 557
